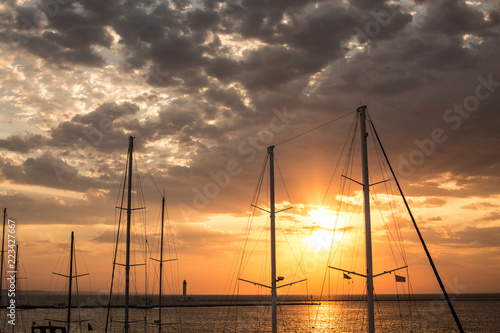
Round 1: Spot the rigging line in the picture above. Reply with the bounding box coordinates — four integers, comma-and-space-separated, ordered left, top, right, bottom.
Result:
237, 153, 269, 277
406, 267, 422, 331
73, 240, 82, 333
370, 185, 404, 270
373, 289, 386, 332
369, 117, 465, 333
394, 278, 405, 332
368, 139, 406, 266
342, 120, 361, 273
105, 143, 129, 333
134, 161, 149, 263
274, 156, 307, 278
218, 151, 268, 328
221, 152, 268, 328
333, 123, 358, 276
220, 210, 259, 326
368, 117, 407, 263
162, 194, 184, 330
275, 110, 357, 146
315, 116, 357, 284
135, 144, 163, 197
163, 194, 183, 317
315, 115, 360, 326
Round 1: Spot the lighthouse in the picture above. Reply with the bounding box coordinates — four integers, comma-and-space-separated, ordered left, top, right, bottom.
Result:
183, 280, 187, 299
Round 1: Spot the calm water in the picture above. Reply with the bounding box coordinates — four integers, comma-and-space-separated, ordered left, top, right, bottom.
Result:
4, 295, 500, 332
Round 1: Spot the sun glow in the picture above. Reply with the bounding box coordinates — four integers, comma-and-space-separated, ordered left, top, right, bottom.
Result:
308, 208, 347, 230
308, 229, 345, 252
306, 208, 349, 252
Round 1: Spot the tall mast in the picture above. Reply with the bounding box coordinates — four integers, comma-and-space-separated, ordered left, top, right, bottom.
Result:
358, 105, 375, 333
67, 231, 74, 333
0, 208, 6, 308
150, 191, 178, 329
158, 194, 165, 331
125, 136, 134, 332
238, 146, 305, 331
268, 146, 277, 333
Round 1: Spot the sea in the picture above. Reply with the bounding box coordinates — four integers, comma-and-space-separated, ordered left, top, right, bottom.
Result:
4, 293, 499, 332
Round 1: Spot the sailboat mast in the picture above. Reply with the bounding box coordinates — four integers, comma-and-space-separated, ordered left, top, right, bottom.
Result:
125, 136, 134, 333
67, 231, 74, 333
158, 194, 165, 331
268, 146, 278, 333
358, 105, 375, 333
0, 208, 6, 308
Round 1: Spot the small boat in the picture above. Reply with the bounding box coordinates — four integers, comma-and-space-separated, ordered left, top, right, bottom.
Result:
135, 299, 153, 308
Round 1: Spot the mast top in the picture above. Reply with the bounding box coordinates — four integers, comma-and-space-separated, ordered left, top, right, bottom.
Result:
357, 105, 367, 112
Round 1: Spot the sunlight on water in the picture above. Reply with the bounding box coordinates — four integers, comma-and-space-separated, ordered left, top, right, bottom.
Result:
17, 298, 500, 332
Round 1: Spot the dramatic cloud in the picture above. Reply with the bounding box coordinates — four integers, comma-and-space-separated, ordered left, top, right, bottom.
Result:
0, 0, 499, 294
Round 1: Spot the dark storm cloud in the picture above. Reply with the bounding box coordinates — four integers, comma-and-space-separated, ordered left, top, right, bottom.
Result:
1, 2, 112, 67
2, 0, 171, 67
0, 153, 104, 191
0, 134, 48, 153
187, 8, 220, 30
113, 9, 168, 45
0, 101, 143, 188
420, 0, 500, 37
205, 85, 247, 112
150, 34, 207, 72
205, 56, 240, 81
72, 102, 139, 128
1, 0, 500, 219
47, 102, 143, 153
21, 35, 106, 67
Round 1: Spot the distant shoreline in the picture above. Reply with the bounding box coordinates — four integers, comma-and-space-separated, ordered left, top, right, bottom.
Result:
5, 292, 500, 309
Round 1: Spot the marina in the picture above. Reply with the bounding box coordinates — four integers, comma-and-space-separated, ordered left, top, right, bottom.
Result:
0, 0, 499, 331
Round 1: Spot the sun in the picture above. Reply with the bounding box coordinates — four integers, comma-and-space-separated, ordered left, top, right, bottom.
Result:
308, 208, 347, 230
305, 208, 348, 251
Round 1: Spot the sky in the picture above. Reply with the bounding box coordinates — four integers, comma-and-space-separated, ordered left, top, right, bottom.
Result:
0, 0, 499, 296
